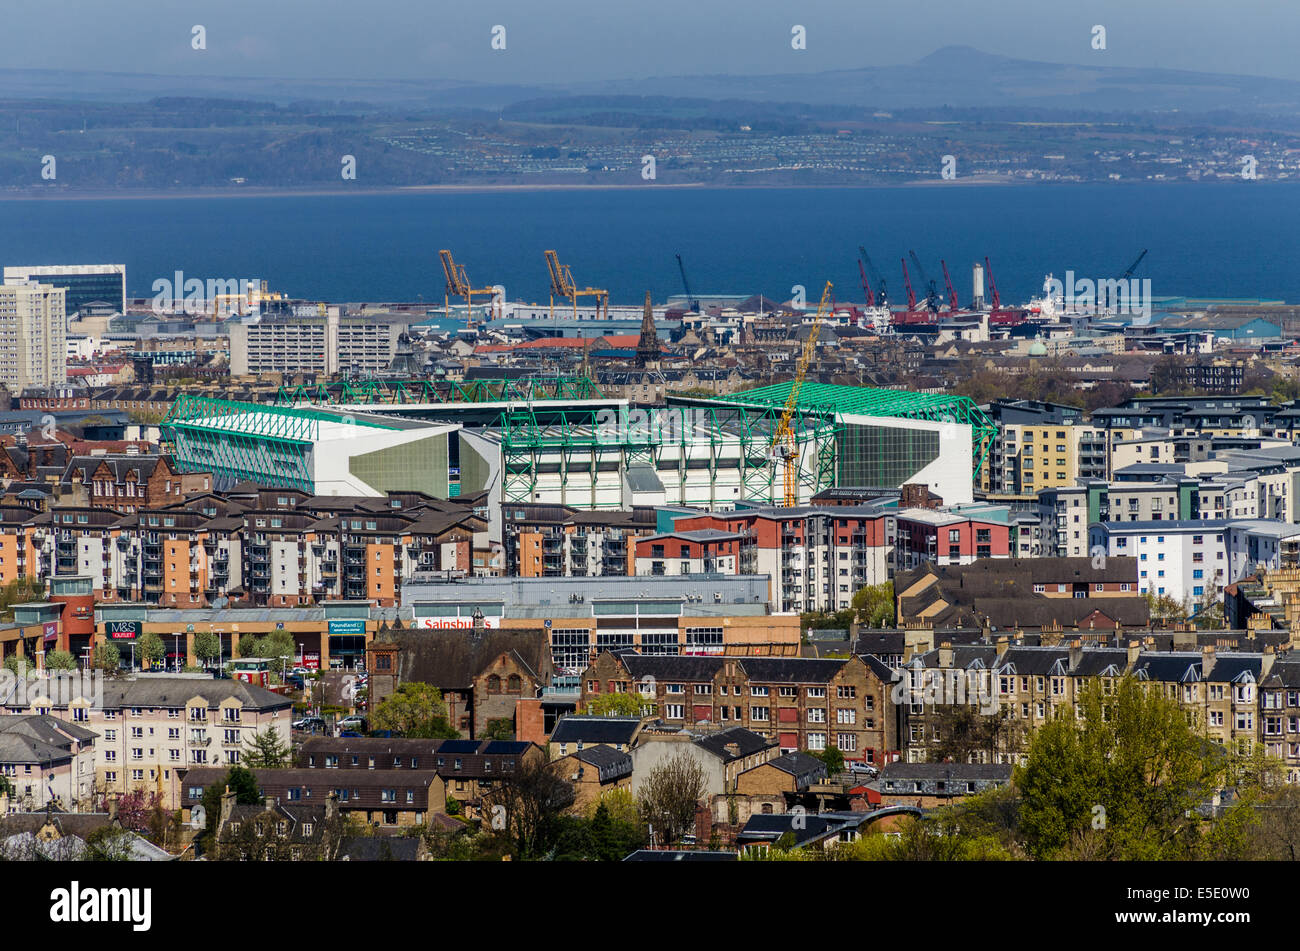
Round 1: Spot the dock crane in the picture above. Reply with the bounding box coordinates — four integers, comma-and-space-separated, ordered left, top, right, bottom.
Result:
1106, 249, 1148, 311
438, 249, 498, 327
544, 249, 609, 320
675, 253, 700, 312
941, 260, 959, 311
857, 247, 887, 307
900, 258, 918, 311
984, 256, 1001, 310
857, 259, 875, 307
908, 251, 942, 312
771, 281, 833, 508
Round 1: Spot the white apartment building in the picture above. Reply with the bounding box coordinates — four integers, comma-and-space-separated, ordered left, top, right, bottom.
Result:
0, 282, 67, 391
0, 678, 292, 809
1088, 520, 1229, 605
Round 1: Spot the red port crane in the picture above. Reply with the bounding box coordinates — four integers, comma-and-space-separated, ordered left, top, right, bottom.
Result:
984, 256, 1001, 310
900, 258, 917, 311
941, 260, 959, 311
857, 259, 875, 307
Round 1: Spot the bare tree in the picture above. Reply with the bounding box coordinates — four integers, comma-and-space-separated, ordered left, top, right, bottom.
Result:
488, 757, 576, 859
638, 751, 705, 846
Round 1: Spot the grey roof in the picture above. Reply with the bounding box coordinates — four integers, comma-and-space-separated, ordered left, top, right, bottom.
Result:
694, 726, 776, 762
0, 677, 293, 713
758, 751, 829, 787
570, 745, 634, 782
550, 715, 642, 745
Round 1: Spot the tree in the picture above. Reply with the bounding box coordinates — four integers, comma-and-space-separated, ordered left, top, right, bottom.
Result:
2, 655, 32, 678
242, 727, 291, 768
929, 705, 1019, 764
83, 826, 137, 862
138, 632, 166, 669
370, 682, 458, 738
488, 756, 576, 859
197, 765, 261, 857
241, 630, 296, 668
99, 789, 168, 835
480, 718, 515, 741
44, 650, 76, 671
1145, 591, 1188, 622
806, 745, 844, 776
1195, 575, 1226, 630
193, 631, 222, 667
638, 751, 705, 846
91, 642, 121, 672
852, 581, 895, 628
584, 691, 651, 717
588, 799, 647, 861
1016, 678, 1232, 860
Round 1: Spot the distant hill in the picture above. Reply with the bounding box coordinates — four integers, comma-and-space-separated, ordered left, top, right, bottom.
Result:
560, 46, 1300, 113
3, 47, 1300, 114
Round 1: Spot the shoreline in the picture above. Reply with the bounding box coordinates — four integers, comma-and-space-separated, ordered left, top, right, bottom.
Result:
0, 177, 1262, 202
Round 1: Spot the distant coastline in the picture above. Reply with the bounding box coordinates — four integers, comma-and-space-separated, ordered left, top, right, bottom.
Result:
0, 176, 1248, 201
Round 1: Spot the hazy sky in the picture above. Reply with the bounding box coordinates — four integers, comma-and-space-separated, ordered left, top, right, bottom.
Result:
9, 0, 1295, 84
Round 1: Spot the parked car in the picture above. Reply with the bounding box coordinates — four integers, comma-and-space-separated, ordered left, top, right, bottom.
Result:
849, 761, 879, 777
339, 730, 363, 738
337, 715, 367, 733
292, 716, 326, 732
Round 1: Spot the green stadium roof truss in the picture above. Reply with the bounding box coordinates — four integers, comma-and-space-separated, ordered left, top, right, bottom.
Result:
274, 376, 603, 407
712, 381, 1000, 478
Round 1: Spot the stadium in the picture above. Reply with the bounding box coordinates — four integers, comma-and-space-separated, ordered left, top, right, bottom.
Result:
162, 377, 996, 511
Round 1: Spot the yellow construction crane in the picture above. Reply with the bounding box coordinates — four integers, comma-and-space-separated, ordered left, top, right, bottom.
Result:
771, 281, 833, 507
439, 249, 498, 327
544, 249, 608, 320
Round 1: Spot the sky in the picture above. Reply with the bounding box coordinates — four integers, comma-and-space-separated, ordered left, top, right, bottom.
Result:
5, 0, 1296, 85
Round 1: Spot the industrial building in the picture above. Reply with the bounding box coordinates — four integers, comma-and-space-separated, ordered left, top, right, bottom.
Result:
2, 264, 125, 317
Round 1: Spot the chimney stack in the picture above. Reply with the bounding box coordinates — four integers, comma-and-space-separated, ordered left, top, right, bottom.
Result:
1201, 644, 1217, 681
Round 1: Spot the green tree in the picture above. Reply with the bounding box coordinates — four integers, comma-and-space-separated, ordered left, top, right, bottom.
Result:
1016, 678, 1231, 860
588, 800, 647, 861
806, 745, 844, 776
370, 682, 459, 738
83, 826, 137, 862
2, 655, 32, 678
193, 631, 222, 667
480, 718, 515, 741
44, 650, 76, 671
584, 691, 651, 717
197, 765, 261, 857
241, 630, 296, 668
852, 581, 895, 628
242, 727, 291, 768
1145, 591, 1189, 622
138, 632, 167, 669
91, 642, 121, 672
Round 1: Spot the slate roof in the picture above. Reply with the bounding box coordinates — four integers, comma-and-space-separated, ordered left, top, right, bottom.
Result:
694, 726, 776, 762
570, 745, 634, 783
392, 628, 550, 689
550, 716, 642, 746
757, 751, 829, 788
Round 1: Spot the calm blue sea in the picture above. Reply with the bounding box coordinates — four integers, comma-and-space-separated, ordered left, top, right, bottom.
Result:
0, 183, 1295, 308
